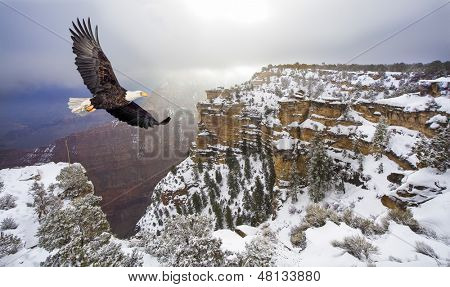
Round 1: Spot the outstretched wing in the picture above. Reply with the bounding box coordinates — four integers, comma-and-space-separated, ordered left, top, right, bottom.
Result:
106, 102, 171, 129
70, 18, 121, 95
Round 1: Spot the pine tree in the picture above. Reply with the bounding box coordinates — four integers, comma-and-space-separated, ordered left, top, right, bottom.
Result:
241, 139, 249, 156
227, 170, 240, 199
372, 117, 390, 160
243, 190, 252, 211
377, 162, 384, 174
255, 134, 263, 154
208, 188, 216, 205
197, 160, 204, 173
215, 169, 222, 184
146, 214, 225, 267
170, 164, 177, 175
240, 236, 274, 267
0, 177, 4, 193
56, 164, 93, 199
244, 155, 251, 180
187, 199, 194, 215
357, 153, 364, 173
207, 159, 213, 170
414, 124, 449, 172
30, 181, 61, 221
236, 214, 244, 226
263, 148, 276, 195
204, 172, 219, 197
38, 193, 110, 251
264, 192, 272, 218
192, 164, 199, 181
191, 193, 202, 214
225, 206, 234, 229
251, 176, 265, 225
38, 191, 141, 266
211, 201, 224, 229
289, 163, 303, 203
225, 148, 241, 177
201, 191, 208, 208
307, 133, 334, 202
42, 232, 142, 267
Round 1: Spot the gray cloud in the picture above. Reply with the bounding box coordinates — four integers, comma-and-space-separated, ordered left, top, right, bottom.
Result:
1, 0, 449, 104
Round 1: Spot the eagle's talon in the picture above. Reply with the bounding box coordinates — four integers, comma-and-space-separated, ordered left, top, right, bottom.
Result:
86, 105, 96, 112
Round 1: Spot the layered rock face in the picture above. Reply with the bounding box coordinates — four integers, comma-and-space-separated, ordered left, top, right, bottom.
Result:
194, 67, 448, 185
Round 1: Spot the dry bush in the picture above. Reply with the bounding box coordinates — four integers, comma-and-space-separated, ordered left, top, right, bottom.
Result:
341, 209, 385, 236
304, 204, 329, 227
288, 205, 298, 215
388, 208, 421, 232
415, 241, 439, 259
0, 194, 16, 210
290, 225, 307, 249
331, 235, 378, 261
1, 217, 18, 230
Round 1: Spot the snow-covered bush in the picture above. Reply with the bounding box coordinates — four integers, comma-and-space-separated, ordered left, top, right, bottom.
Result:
388, 208, 420, 232
415, 241, 438, 259
0, 177, 4, 193
331, 235, 378, 261
304, 204, 329, 227
1, 217, 18, 230
0, 194, 16, 210
288, 205, 298, 215
290, 225, 307, 249
146, 214, 225, 267
353, 217, 385, 236
240, 236, 274, 267
0, 233, 22, 258
341, 210, 385, 236
56, 164, 93, 199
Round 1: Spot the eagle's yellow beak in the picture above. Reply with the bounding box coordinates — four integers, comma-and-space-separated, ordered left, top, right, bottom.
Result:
140, 91, 149, 97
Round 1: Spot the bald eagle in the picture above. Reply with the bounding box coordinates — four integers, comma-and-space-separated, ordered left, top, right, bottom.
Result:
68, 18, 170, 129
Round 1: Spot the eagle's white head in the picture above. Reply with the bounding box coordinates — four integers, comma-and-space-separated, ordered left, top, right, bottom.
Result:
125, 90, 149, 102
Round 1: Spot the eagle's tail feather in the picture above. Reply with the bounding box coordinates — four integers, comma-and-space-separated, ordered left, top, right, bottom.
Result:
68, 98, 93, 116
159, 117, 171, 125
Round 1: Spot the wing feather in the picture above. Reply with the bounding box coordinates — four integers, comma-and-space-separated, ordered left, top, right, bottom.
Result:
70, 18, 121, 95
106, 102, 171, 129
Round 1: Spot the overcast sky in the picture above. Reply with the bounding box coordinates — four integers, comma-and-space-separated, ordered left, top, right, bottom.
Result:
0, 0, 449, 100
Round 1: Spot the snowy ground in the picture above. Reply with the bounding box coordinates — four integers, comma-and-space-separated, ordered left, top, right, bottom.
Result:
0, 162, 67, 266
211, 154, 450, 266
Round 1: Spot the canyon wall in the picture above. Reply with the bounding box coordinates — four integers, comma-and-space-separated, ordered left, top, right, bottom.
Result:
194, 92, 445, 184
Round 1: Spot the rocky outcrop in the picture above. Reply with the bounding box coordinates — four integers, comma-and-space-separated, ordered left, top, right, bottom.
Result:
194, 92, 440, 183
382, 183, 446, 209
353, 103, 443, 137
